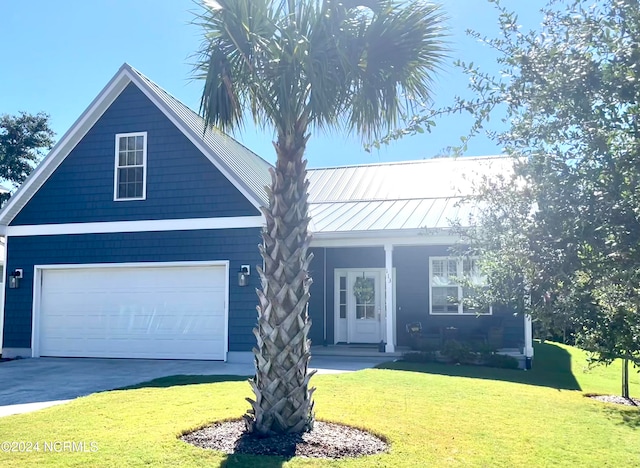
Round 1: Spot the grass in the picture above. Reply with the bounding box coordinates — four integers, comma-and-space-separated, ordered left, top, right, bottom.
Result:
0, 341, 638, 467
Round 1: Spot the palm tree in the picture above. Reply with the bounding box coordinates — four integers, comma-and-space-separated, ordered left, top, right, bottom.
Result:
194, 0, 447, 436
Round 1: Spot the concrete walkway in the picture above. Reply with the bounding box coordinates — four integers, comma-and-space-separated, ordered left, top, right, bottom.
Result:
0, 355, 392, 417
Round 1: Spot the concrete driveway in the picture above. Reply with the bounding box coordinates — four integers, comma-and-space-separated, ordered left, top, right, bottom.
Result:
0, 355, 391, 417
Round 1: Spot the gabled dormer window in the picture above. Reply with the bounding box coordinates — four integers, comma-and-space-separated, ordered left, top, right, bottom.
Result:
114, 132, 147, 200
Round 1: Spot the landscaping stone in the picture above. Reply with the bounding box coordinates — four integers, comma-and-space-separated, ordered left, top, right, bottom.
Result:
586, 394, 640, 406
181, 419, 388, 459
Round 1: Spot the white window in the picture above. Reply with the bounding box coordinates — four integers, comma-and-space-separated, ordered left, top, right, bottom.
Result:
114, 132, 147, 200
429, 257, 491, 315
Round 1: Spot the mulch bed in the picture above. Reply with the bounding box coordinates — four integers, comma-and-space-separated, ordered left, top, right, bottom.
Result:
181, 419, 388, 459
586, 394, 640, 406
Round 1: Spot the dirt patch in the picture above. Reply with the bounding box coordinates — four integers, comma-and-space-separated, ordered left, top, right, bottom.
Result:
586, 394, 640, 406
181, 419, 388, 459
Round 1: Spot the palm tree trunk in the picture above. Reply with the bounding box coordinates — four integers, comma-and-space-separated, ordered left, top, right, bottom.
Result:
244, 137, 315, 436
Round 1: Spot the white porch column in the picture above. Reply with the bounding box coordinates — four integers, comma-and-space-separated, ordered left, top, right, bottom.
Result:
384, 244, 395, 352
524, 314, 533, 369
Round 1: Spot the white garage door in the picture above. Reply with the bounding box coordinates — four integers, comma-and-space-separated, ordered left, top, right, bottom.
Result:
38, 264, 227, 360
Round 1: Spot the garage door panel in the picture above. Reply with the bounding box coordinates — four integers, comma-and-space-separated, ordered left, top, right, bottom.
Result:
38, 264, 227, 360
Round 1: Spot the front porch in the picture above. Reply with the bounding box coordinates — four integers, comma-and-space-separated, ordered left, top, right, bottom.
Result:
311, 343, 406, 358
306, 242, 534, 367
310, 343, 529, 369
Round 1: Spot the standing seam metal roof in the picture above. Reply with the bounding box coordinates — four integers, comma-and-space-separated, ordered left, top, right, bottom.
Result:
307, 156, 515, 233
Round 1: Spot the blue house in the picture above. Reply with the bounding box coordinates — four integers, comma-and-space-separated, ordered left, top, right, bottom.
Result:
0, 65, 533, 365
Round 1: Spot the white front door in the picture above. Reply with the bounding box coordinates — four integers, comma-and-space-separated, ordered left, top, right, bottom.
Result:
335, 270, 383, 344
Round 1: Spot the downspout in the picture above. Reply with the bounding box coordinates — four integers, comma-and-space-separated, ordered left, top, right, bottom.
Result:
323, 247, 327, 346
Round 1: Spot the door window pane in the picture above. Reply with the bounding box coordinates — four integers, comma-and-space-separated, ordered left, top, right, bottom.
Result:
354, 276, 375, 319
338, 275, 347, 319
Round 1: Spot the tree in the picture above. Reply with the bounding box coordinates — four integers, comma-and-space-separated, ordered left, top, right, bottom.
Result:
194, 0, 447, 435
433, 0, 640, 398
0, 112, 54, 205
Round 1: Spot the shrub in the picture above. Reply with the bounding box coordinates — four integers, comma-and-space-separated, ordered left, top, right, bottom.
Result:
441, 339, 476, 365
402, 351, 437, 363
484, 353, 520, 369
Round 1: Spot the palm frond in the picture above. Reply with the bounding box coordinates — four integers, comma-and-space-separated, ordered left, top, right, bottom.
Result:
194, 0, 448, 141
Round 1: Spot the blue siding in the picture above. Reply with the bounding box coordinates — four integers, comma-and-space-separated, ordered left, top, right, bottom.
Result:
308, 247, 384, 345
11, 83, 259, 226
2, 228, 262, 352
394, 245, 524, 348
308, 245, 524, 347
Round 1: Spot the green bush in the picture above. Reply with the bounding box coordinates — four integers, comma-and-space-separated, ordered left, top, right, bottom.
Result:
441, 339, 477, 364
402, 351, 437, 363
484, 353, 520, 369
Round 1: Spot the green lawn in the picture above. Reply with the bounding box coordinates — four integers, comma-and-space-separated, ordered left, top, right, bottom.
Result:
0, 341, 638, 467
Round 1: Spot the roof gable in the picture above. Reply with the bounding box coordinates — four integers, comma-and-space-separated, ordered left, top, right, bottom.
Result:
0, 64, 272, 227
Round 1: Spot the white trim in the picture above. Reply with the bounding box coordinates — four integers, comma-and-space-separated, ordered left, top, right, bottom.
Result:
524, 314, 533, 358
334, 270, 347, 343
6, 216, 264, 237
323, 247, 327, 345
32, 260, 226, 270
333, 268, 395, 345
0, 238, 7, 354
30, 260, 230, 360
384, 244, 395, 352
114, 132, 147, 201
30, 266, 40, 358
428, 256, 492, 316
311, 233, 458, 248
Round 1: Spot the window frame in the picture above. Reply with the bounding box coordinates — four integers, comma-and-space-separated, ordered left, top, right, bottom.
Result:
114, 132, 147, 201
428, 256, 492, 315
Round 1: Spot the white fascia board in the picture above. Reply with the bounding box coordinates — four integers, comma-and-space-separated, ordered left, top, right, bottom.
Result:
6, 216, 264, 237
0, 66, 133, 227
310, 229, 461, 248
124, 68, 265, 211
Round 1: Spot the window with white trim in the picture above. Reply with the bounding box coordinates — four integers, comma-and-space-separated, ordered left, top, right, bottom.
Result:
429, 257, 491, 315
114, 132, 147, 200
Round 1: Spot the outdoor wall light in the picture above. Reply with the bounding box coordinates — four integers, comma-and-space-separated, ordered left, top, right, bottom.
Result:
238, 265, 250, 287
9, 269, 23, 289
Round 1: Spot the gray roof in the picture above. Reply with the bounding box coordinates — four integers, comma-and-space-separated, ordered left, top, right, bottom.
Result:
307, 156, 515, 233
129, 65, 272, 206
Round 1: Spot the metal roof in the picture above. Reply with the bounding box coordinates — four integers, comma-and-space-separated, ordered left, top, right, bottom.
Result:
0, 63, 513, 240
307, 156, 514, 233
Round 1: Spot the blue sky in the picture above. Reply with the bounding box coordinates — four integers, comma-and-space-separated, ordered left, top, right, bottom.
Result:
1, 1, 543, 168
